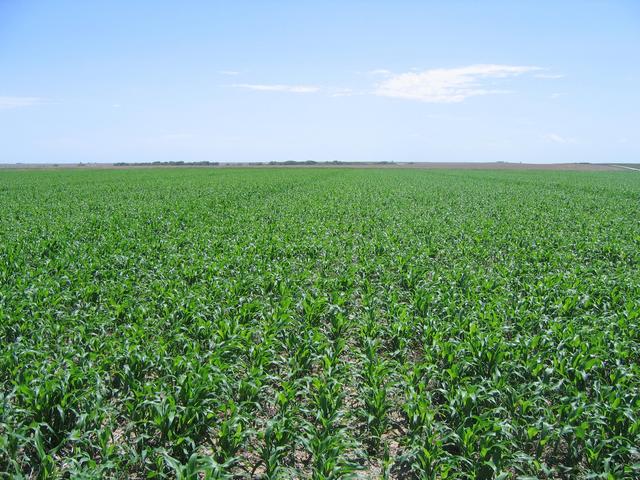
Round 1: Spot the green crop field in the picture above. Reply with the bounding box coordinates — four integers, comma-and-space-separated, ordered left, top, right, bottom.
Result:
1, 167, 639, 479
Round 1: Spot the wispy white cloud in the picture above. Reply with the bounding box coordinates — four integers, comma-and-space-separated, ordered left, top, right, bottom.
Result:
233, 83, 320, 93
0, 96, 43, 109
329, 87, 357, 97
220, 70, 240, 76
535, 73, 565, 79
543, 133, 576, 144
368, 69, 392, 76
374, 64, 542, 103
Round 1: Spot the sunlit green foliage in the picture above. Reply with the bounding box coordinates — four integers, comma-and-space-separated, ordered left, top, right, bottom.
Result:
1, 167, 639, 478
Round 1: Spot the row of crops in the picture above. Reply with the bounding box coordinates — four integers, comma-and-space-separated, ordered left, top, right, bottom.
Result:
1, 167, 639, 478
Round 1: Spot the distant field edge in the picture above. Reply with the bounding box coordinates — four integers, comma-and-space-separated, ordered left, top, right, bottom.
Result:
0, 162, 635, 171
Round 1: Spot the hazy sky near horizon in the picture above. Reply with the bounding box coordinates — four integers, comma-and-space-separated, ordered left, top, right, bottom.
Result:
1, 1, 639, 164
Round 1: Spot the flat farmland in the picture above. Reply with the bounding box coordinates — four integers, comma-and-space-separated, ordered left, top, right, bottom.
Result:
1, 167, 639, 478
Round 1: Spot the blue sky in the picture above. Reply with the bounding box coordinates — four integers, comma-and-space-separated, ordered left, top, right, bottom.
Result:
1, 1, 639, 164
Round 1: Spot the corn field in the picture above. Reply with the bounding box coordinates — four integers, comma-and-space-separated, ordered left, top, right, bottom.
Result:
1, 167, 639, 479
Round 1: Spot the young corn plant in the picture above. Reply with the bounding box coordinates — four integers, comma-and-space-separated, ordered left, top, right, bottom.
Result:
359, 338, 390, 453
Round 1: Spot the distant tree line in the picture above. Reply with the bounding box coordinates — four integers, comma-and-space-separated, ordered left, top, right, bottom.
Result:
269, 160, 397, 165
109, 160, 400, 167
112, 161, 220, 167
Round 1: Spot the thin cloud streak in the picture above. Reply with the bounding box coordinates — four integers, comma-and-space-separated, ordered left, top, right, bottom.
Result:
535, 73, 565, 79
0, 96, 43, 109
543, 133, 577, 144
368, 69, 392, 76
233, 84, 320, 93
